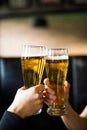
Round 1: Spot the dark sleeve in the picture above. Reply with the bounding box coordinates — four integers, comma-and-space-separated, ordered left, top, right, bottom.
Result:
0, 110, 25, 130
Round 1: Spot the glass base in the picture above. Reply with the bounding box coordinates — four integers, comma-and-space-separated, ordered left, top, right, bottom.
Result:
47, 107, 67, 116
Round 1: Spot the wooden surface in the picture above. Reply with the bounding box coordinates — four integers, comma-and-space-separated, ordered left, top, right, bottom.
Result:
0, 13, 87, 57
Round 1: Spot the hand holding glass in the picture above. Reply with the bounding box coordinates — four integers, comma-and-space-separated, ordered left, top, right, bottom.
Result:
45, 48, 69, 116
21, 44, 46, 114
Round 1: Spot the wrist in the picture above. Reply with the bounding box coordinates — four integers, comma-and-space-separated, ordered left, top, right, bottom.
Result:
7, 104, 25, 119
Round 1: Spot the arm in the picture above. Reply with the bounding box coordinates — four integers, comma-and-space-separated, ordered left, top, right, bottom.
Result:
0, 84, 45, 130
0, 83, 55, 130
61, 81, 87, 130
0, 111, 25, 130
61, 103, 87, 130
44, 79, 87, 130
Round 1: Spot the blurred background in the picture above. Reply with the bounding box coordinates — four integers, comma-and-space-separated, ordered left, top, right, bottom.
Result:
0, 0, 87, 130
0, 0, 87, 57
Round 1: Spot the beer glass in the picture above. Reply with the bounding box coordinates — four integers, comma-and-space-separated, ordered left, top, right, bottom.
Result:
21, 44, 46, 114
45, 48, 69, 116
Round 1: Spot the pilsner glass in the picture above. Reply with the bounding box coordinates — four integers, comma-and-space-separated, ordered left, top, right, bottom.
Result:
21, 44, 46, 114
45, 48, 69, 116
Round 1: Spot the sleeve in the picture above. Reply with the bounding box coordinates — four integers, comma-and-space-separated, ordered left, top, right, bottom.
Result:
0, 110, 25, 130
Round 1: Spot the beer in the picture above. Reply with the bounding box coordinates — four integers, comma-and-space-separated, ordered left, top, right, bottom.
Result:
21, 56, 46, 88
46, 48, 69, 116
46, 57, 68, 106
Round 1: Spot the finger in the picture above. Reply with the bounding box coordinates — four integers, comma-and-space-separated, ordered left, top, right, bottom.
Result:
45, 86, 55, 95
44, 92, 56, 100
43, 97, 53, 105
64, 81, 70, 88
44, 78, 50, 86
39, 92, 44, 98
35, 84, 45, 92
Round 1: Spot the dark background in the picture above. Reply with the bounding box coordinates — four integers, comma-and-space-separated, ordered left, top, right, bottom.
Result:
0, 56, 87, 129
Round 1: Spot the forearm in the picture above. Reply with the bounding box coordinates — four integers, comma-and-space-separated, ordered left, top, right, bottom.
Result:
61, 102, 87, 130
0, 111, 25, 130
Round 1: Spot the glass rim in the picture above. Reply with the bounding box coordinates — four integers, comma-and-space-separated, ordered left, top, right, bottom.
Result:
22, 44, 46, 48
47, 48, 68, 50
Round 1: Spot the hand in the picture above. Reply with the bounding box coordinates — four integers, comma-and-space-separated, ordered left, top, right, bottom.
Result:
43, 78, 56, 105
43, 78, 70, 105
7, 84, 45, 118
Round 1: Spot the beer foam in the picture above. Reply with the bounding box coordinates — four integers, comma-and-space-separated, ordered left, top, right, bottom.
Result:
22, 54, 46, 57
47, 55, 69, 60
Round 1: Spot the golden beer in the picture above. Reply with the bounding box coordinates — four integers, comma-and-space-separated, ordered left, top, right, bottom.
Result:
21, 56, 46, 88
46, 48, 69, 116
